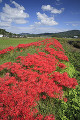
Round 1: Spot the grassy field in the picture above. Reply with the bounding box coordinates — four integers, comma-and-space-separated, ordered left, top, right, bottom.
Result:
0, 37, 80, 82
0, 37, 80, 120
56, 38, 80, 71
0, 37, 45, 50
0, 37, 80, 81
0, 37, 80, 50
0, 37, 80, 70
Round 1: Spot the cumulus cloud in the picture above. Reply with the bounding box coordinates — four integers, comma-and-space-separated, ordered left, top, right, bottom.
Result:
42, 5, 64, 14
0, 1, 29, 27
35, 12, 58, 26
12, 1, 25, 10
34, 5, 64, 26
0, 0, 2, 3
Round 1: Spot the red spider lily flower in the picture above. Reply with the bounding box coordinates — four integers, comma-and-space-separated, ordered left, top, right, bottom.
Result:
42, 95, 46, 99
0, 38, 78, 120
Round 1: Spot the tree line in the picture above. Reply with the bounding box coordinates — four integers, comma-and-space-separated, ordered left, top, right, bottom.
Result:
0, 29, 19, 38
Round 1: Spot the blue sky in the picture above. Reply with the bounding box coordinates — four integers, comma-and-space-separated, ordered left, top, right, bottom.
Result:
0, 0, 80, 34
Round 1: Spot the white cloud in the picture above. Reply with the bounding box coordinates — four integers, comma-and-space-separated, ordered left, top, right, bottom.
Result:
0, 21, 11, 27
42, 5, 64, 14
4, 25, 68, 34
14, 19, 28, 24
35, 12, 58, 26
0, 1, 29, 27
42, 5, 52, 11
12, 1, 25, 10
0, 0, 2, 3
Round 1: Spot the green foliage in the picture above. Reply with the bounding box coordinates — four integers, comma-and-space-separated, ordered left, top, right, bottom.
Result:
64, 50, 80, 72
65, 85, 80, 120
60, 62, 76, 78
69, 41, 80, 48
36, 84, 80, 120
51, 30, 80, 38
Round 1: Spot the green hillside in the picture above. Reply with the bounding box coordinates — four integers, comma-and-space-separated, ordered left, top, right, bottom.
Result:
0, 28, 80, 38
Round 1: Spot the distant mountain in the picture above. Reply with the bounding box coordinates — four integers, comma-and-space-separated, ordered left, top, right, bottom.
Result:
20, 33, 30, 36
20, 30, 80, 38
0, 28, 80, 38
51, 30, 80, 38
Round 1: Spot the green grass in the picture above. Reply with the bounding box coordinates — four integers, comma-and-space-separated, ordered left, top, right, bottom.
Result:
0, 37, 80, 120
56, 37, 80, 71
0, 45, 39, 65
0, 37, 44, 50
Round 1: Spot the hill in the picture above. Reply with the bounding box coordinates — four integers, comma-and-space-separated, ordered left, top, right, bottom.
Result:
51, 30, 80, 38
0, 28, 80, 38
20, 30, 80, 38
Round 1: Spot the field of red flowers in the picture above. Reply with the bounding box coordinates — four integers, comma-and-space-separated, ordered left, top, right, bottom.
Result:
0, 38, 78, 120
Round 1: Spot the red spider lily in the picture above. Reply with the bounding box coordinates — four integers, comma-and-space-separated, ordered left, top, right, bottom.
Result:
0, 38, 78, 119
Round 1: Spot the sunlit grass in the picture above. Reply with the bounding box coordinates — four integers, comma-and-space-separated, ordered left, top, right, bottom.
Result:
0, 37, 44, 50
